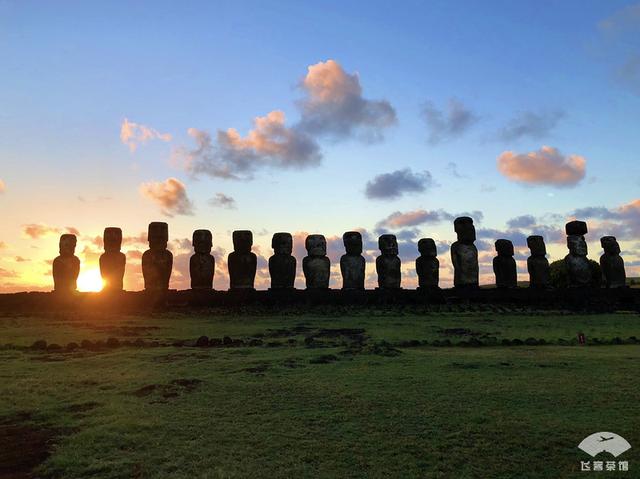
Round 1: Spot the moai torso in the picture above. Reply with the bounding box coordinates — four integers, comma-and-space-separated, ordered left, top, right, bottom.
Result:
190, 229, 215, 289
600, 236, 626, 289
493, 239, 517, 289
451, 217, 479, 287
416, 238, 439, 288
142, 222, 173, 291
53, 234, 80, 293
269, 232, 296, 289
99, 227, 126, 291
303, 234, 330, 289
564, 221, 590, 288
340, 231, 365, 290
376, 234, 401, 289
228, 230, 257, 289
527, 236, 550, 289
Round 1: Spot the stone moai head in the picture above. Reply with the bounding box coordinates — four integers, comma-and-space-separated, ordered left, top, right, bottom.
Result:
59, 234, 77, 256
567, 235, 588, 256
148, 222, 168, 251
272, 232, 293, 255
103, 227, 122, 253
527, 235, 546, 256
601, 236, 621, 255
343, 231, 363, 255
378, 234, 398, 256
192, 229, 213, 254
232, 230, 253, 254
495, 239, 514, 257
418, 238, 437, 257
454, 217, 476, 244
305, 234, 327, 257
566, 220, 588, 237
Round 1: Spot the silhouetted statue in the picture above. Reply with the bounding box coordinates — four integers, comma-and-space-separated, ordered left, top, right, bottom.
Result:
493, 239, 517, 289
99, 227, 126, 291
526, 235, 550, 289
228, 230, 257, 289
303, 234, 330, 289
53, 234, 80, 293
142, 222, 173, 291
376, 234, 401, 289
451, 217, 479, 288
190, 229, 215, 289
340, 231, 365, 290
269, 232, 296, 289
600, 236, 626, 289
564, 220, 590, 288
416, 238, 439, 289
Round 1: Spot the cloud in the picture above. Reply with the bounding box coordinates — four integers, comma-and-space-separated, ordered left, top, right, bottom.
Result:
376, 208, 483, 229
208, 193, 237, 209
569, 199, 640, 240
365, 168, 435, 200
297, 60, 397, 141
179, 113, 321, 180
599, 3, 640, 31
617, 54, 640, 94
498, 110, 565, 141
120, 118, 172, 152
0, 179, 5, 193
0, 268, 18, 278
421, 98, 478, 145
497, 146, 586, 186
176, 60, 395, 181
0, 241, 6, 249
506, 215, 536, 229
22, 224, 79, 239
446, 162, 466, 179
139, 177, 194, 217
15, 256, 30, 262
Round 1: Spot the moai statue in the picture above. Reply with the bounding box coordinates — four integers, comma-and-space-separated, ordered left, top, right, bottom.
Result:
99, 227, 126, 291
303, 234, 330, 289
190, 229, 215, 289
416, 238, 439, 289
564, 220, 591, 288
269, 232, 296, 289
493, 239, 517, 289
526, 235, 550, 289
451, 217, 479, 288
228, 230, 257, 289
376, 234, 401, 289
340, 231, 365, 290
52, 234, 80, 293
600, 236, 626, 289
141, 222, 173, 291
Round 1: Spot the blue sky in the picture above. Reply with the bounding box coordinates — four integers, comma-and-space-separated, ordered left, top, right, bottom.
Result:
1, 0, 639, 291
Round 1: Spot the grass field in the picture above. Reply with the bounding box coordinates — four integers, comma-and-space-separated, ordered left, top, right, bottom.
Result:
1, 310, 639, 478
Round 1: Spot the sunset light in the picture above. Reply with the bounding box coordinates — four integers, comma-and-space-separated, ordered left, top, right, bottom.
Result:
76, 269, 104, 292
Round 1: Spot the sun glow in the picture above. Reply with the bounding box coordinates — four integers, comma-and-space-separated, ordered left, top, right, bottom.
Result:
77, 268, 104, 292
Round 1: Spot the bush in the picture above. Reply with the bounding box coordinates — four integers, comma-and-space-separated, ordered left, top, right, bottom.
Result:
549, 259, 602, 288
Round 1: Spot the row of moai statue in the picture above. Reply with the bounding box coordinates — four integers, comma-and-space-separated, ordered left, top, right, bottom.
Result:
51, 218, 627, 293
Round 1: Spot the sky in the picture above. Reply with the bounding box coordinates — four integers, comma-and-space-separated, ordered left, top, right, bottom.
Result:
1, 0, 640, 292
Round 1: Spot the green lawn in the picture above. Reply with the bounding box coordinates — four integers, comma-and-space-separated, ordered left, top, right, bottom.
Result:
1, 311, 639, 478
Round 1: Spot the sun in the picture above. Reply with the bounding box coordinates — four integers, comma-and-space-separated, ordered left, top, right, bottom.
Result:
77, 268, 104, 292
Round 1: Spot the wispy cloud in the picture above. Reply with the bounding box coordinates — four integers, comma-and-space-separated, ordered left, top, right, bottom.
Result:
120, 118, 172, 152
498, 110, 565, 141
208, 192, 236, 209
22, 224, 79, 239
139, 177, 194, 217
497, 146, 586, 186
376, 208, 484, 229
0, 178, 5, 193
365, 168, 435, 200
421, 98, 478, 145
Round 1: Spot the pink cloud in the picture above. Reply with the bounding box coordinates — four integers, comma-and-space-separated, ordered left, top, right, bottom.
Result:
120, 118, 172, 152
139, 177, 194, 217
497, 146, 586, 186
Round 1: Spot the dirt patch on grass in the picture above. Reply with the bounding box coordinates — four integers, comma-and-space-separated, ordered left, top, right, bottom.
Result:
63, 402, 100, 414
243, 363, 270, 375
0, 413, 59, 479
132, 379, 203, 400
